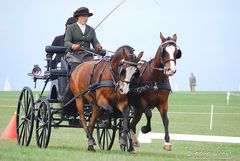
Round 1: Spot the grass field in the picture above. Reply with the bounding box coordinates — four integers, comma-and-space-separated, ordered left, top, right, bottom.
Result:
0, 91, 240, 161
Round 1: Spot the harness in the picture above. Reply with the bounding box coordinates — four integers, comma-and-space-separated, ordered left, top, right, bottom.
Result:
63, 56, 137, 107
88, 57, 120, 91
131, 81, 171, 93
131, 60, 172, 93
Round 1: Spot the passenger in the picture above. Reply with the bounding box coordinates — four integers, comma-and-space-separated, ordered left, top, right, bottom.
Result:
64, 7, 106, 73
46, 17, 77, 68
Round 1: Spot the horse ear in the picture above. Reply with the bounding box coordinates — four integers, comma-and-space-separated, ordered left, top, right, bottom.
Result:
173, 34, 177, 42
160, 32, 166, 42
136, 51, 144, 62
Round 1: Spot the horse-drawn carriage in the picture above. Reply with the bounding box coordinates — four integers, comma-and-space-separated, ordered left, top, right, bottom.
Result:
16, 33, 182, 152
16, 45, 141, 151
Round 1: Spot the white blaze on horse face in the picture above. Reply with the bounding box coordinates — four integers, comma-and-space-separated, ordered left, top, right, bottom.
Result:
119, 66, 137, 94
165, 45, 176, 76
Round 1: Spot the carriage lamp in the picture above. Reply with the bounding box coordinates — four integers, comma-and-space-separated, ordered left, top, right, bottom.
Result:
32, 65, 42, 76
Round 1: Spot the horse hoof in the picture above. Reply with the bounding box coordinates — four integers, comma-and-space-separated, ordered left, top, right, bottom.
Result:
141, 126, 151, 134
88, 145, 96, 152
163, 142, 172, 151
129, 130, 140, 148
128, 146, 136, 153
132, 140, 140, 148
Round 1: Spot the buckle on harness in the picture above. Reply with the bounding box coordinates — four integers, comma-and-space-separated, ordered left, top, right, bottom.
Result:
154, 82, 158, 91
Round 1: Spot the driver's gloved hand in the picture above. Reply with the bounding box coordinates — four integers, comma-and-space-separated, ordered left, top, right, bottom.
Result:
99, 50, 106, 56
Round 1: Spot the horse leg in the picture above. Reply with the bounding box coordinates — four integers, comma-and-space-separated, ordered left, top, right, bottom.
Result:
116, 99, 129, 147
129, 105, 144, 148
141, 107, 152, 134
158, 104, 171, 151
97, 95, 113, 126
75, 98, 95, 152
88, 104, 102, 147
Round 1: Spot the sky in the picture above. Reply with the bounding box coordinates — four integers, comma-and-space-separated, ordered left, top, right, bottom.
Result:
0, 0, 240, 91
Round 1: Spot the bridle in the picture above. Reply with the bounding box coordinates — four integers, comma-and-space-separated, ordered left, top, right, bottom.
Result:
160, 40, 177, 64
154, 40, 179, 73
108, 53, 138, 89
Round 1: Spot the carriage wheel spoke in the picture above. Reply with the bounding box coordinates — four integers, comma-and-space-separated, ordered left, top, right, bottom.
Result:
17, 121, 24, 130
38, 129, 44, 145
37, 117, 42, 122
25, 122, 28, 143
100, 129, 104, 141
107, 129, 112, 142
21, 122, 26, 145
102, 130, 105, 149
26, 90, 29, 114
36, 125, 43, 131
23, 91, 27, 115
106, 129, 109, 147
26, 120, 31, 138
20, 101, 25, 115
19, 122, 25, 143
42, 128, 46, 146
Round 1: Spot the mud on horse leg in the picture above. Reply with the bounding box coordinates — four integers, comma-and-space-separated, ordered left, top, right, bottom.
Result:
141, 107, 152, 134
162, 112, 172, 151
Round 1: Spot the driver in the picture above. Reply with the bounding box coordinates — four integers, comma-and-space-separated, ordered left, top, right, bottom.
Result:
64, 7, 106, 72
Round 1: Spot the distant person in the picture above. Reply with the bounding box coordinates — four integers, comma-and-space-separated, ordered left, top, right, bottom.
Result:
189, 73, 196, 92
46, 17, 77, 68
64, 7, 106, 73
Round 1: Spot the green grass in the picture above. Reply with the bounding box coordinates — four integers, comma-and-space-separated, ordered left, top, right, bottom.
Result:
0, 91, 240, 161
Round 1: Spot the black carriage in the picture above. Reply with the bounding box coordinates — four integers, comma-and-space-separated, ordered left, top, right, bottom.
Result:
16, 46, 134, 151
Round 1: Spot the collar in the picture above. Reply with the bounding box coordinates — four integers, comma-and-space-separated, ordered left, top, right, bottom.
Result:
77, 22, 86, 28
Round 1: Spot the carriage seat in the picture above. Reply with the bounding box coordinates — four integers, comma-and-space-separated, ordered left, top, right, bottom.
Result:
44, 45, 68, 77
45, 46, 67, 54
47, 59, 69, 76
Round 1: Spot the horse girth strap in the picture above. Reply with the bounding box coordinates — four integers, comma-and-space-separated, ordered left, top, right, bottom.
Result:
87, 80, 116, 92
131, 81, 171, 93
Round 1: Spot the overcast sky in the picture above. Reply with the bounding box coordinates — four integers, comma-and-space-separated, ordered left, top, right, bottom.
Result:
0, 0, 240, 91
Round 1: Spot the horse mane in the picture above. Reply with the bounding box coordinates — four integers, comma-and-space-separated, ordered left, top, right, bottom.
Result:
114, 45, 137, 62
115, 45, 134, 55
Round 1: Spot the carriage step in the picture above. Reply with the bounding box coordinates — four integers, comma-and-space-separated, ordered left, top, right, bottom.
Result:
69, 119, 82, 127
45, 69, 67, 76
48, 99, 61, 103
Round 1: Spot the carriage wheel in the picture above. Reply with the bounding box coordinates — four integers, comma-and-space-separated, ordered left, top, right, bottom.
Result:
97, 119, 117, 150
16, 87, 35, 146
36, 99, 52, 148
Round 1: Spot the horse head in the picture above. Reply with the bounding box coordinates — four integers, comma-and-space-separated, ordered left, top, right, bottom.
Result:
158, 32, 182, 76
112, 45, 143, 94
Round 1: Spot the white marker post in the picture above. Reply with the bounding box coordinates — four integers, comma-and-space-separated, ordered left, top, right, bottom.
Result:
210, 105, 214, 130
3, 77, 11, 91
226, 91, 230, 105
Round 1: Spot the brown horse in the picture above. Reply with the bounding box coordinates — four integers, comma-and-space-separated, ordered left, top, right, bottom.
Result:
128, 33, 182, 151
69, 45, 143, 151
